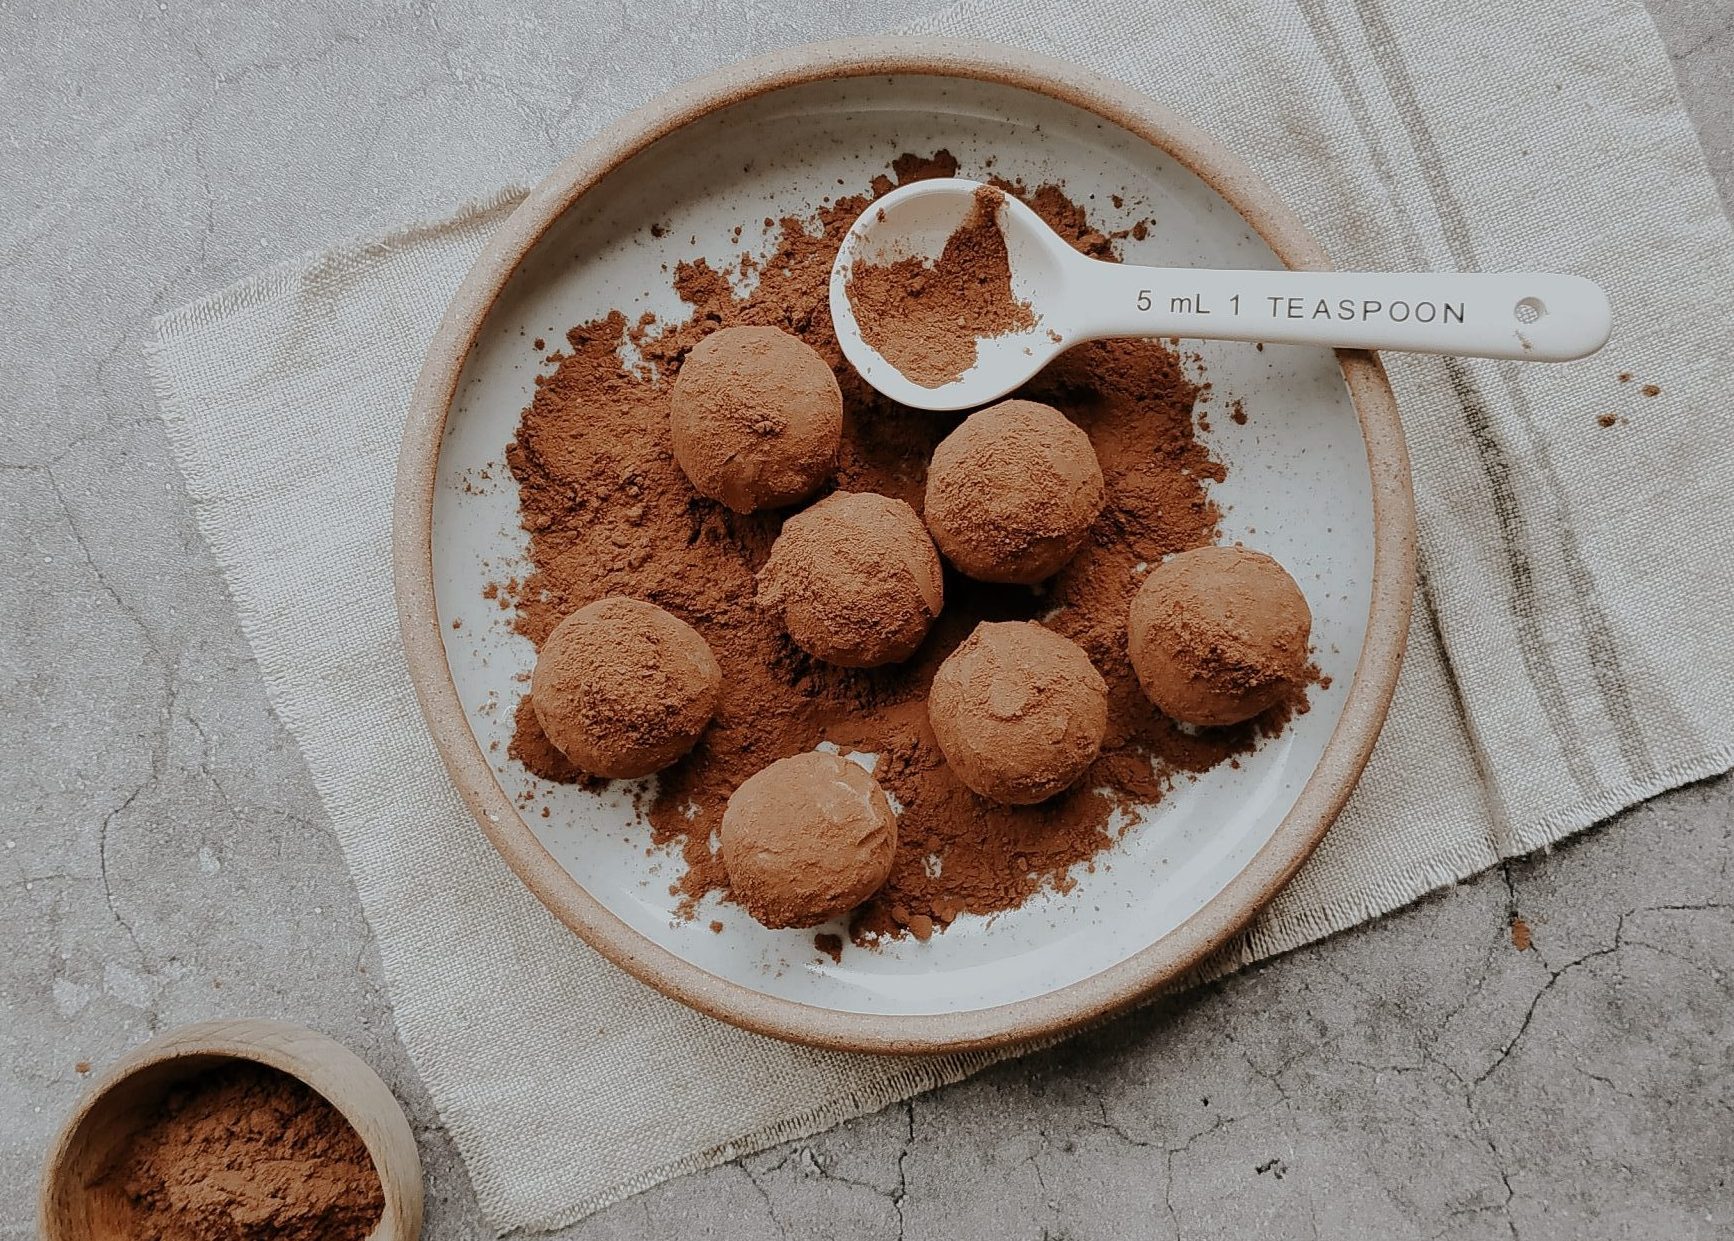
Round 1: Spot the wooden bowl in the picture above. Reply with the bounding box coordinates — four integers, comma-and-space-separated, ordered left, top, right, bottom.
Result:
39, 1019, 423, 1241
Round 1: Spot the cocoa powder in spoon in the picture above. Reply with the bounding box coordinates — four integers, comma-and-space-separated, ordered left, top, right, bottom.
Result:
503, 153, 1308, 945
844, 183, 1036, 388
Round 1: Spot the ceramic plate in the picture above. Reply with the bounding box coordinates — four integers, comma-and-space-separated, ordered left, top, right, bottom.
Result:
395, 40, 1414, 1054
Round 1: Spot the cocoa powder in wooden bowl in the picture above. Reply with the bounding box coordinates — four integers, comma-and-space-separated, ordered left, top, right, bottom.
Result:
40, 1021, 421, 1241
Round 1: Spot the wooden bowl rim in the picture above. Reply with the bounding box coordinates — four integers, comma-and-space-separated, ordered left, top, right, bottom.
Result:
391, 36, 1417, 1054
38, 1018, 423, 1241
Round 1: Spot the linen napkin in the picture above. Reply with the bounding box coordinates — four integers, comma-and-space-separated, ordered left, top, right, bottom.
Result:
147, 0, 1734, 1231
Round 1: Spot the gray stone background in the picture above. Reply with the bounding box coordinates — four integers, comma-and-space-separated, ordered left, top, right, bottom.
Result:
4, 2, 1730, 1237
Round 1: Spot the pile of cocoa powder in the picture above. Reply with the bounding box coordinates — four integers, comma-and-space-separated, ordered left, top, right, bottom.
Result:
99, 1062, 383, 1241
504, 151, 1304, 946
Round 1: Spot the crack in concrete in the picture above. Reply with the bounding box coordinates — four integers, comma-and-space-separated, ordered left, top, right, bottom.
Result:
410, 0, 563, 152
1431, 901, 1513, 1045
190, 19, 385, 94
35, 469, 198, 1018
1, 413, 157, 475
1471, 927, 1625, 1089
1570, 1064, 1639, 1101
1499, 859, 1519, 916
891, 1099, 914, 1241
804, 1155, 892, 1199
1162, 1146, 1181, 1240
98, 778, 153, 960
1445, 899, 1734, 1234
1023, 1130, 1054, 1210
1086, 1100, 1158, 1150
1674, 12, 1734, 61
1470, 901, 1734, 1093
1622, 932, 1734, 994
179, 705, 251, 827
1090, 1091, 1290, 1241
1483, 1131, 1520, 1240
736, 1160, 789, 1239
1215, 1022, 1285, 1090
42, 468, 173, 667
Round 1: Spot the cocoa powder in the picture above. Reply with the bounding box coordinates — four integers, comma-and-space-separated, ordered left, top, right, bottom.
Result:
99, 1062, 383, 1241
845, 183, 1036, 387
504, 152, 1306, 945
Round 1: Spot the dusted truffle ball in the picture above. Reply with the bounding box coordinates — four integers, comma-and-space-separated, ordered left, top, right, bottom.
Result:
670, 325, 843, 513
720, 751, 899, 929
923, 399, 1105, 585
530, 597, 721, 778
757, 491, 944, 668
1128, 546, 1311, 727
928, 621, 1108, 805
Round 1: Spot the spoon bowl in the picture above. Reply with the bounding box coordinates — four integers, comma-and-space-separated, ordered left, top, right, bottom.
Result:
829, 178, 1067, 410
831, 177, 1613, 411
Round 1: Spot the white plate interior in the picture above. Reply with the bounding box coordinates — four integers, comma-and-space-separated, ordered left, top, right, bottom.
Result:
431, 75, 1373, 1018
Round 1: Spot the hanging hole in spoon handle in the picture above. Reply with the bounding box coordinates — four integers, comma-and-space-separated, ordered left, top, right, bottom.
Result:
1069, 267, 1613, 362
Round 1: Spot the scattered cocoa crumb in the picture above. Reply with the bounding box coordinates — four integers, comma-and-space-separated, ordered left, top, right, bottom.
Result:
1641, 384, 1661, 397
650, 223, 666, 238
1230, 399, 1248, 425
533, 337, 546, 351
74, 1061, 90, 1074
814, 932, 843, 962
709, 920, 725, 934
1510, 916, 1532, 951
1618, 372, 1633, 382
1597, 413, 1618, 428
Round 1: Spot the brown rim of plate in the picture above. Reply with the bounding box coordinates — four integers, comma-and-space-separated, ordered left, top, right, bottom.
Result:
392, 37, 1418, 1056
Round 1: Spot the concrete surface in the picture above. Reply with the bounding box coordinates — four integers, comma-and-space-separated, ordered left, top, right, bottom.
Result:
3, 2, 1730, 1237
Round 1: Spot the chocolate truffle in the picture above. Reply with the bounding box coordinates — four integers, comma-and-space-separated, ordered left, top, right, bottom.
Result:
923, 399, 1105, 585
1128, 546, 1312, 727
720, 751, 899, 929
670, 325, 843, 513
756, 491, 944, 668
928, 621, 1108, 805
530, 597, 721, 778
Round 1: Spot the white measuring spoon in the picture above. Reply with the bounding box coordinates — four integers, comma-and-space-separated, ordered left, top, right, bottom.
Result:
829, 178, 1612, 412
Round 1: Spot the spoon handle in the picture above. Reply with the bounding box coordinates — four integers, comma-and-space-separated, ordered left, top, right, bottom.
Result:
1066, 265, 1611, 362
